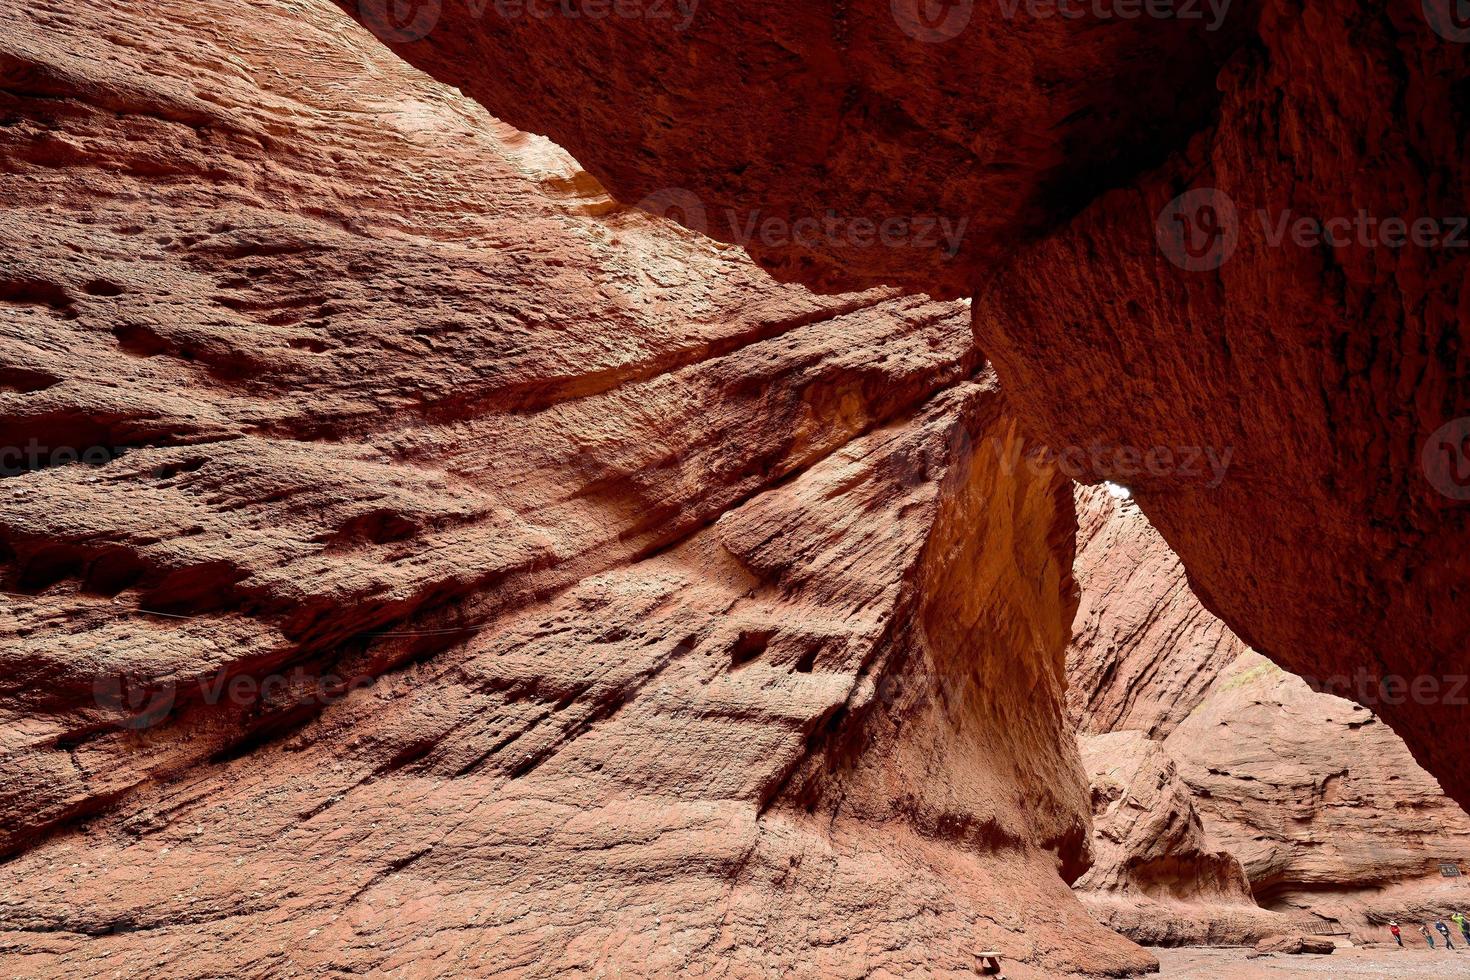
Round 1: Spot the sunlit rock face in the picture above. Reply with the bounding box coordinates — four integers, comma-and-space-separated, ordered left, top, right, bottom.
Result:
344, 0, 1470, 811
0, 1, 1155, 976
1070, 486, 1470, 943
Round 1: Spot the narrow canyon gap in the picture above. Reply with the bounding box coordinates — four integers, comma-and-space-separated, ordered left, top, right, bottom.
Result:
1069, 485, 1470, 945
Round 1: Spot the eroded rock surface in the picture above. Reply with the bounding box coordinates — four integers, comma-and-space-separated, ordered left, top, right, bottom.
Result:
0, 0, 1150, 975
341, 0, 1245, 296
1169, 651, 1470, 935
1070, 486, 1470, 943
978, 0, 1470, 817
1075, 730, 1285, 946
347, 0, 1470, 811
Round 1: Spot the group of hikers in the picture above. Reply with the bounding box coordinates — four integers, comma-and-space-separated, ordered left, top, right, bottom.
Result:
1388, 913, 1470, 948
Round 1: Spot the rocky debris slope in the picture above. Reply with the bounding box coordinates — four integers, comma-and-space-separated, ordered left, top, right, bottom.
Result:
0, 0, 1152, 975
1070, 486, 1470, 942
348, 0, 1470, 811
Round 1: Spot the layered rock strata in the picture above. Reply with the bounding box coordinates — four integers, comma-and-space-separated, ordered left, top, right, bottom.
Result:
0, 1, 1151, 975
346, 0, 1470, 810
1071, 486, 1470, 944
1075, 730, 1285, 946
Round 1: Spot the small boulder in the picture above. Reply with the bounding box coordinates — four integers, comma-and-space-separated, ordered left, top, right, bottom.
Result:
1251, 934, 1336, 956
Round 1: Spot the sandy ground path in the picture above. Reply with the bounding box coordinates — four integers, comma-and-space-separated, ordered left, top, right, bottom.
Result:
1153, 945, 1470, 978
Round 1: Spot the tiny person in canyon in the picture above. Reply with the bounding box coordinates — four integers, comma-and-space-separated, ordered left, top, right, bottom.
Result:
1454, 911, 1470, 945
1435, 920, 1457, 948
1422, 922, 1436, 948
1390, 921, 1403, 946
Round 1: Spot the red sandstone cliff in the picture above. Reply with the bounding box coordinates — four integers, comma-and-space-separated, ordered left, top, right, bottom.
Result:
1070, 486, 1470, 944
345, 0, 1470, 815
0, 1, 1152, 975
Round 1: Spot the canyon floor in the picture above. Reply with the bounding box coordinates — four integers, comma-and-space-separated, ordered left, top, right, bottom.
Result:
1154, 945, 1470, 978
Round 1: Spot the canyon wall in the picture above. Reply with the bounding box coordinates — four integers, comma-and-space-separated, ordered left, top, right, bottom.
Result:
0, 1, 1151, 975
344, 0, 1470, 812
1070, 486, 1470, 943
1074, 730, 1286, 946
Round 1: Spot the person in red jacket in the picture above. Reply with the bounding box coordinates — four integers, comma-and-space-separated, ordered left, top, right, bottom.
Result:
1390, 921, 1403, 947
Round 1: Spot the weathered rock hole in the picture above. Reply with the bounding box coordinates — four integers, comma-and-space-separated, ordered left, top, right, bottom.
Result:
138, 560, 249, 616
81, 280, 125, 297
111, 323, 173, 358
316, 509, 420, 552
13, 544, 86, 594
730, 629, 773, 668
151, 457, 207, 480
0, 278, 75, 315
0, 366, 60, 393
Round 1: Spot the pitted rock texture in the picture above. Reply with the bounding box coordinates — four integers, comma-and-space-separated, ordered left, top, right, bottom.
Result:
348, 0, 1470, 812
0, 0, 1151, 975
0, 0, 963, 859
1070, 486, 1470, 943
